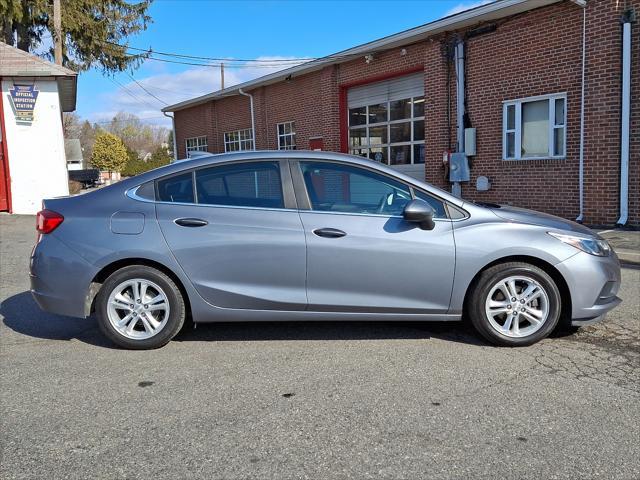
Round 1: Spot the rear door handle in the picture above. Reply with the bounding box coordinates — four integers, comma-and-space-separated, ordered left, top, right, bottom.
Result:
313, 228, 346, 238
174, 217, 208, 227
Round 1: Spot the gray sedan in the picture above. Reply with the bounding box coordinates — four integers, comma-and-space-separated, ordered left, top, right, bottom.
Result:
30, 151, 621, 349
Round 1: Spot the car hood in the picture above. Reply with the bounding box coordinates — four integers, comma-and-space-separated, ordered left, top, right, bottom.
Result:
481, 203, 597, 237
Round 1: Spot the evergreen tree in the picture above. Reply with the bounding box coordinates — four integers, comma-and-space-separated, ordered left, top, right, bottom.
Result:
0, 0, 152, 73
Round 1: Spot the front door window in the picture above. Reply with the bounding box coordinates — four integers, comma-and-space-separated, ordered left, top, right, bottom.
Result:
300, 161, 412, 216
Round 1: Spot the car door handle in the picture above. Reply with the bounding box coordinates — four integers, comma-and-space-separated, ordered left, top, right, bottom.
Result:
174, 218, 208, 227
313, 228, 346, 238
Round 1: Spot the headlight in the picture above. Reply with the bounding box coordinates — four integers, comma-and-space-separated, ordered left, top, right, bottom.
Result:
547, 232, 611, 257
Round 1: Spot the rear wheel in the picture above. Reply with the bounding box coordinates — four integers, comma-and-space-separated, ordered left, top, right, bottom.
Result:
96, 265, 185, 349
467, 262, 561, 346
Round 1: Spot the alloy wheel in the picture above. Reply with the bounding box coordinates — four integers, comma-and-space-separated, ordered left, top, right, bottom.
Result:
106, 278, 170, 340
484, 275, 550, 338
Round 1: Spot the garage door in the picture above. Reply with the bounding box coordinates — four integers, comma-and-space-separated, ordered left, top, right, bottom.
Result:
347, 72, 425, 169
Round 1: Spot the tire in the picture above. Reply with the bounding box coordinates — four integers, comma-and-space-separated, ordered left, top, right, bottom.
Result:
96, 265, 185, 350
467, 262, 561, 347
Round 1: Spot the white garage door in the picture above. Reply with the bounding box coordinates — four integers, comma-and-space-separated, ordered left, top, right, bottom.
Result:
347, 72, 425, 172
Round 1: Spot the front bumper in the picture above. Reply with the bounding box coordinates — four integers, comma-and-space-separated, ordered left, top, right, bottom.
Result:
556, 250, 622, 322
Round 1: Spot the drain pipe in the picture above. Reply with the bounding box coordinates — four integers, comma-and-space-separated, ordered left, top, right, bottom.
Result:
573, 0, 586, 223
163, 111, 178, 161
617, 11, 634, 226
452, 38, 465, 198
238, 88, 256, 150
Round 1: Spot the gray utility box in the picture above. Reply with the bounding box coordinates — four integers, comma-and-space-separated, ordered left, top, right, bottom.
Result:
449, 152, 470, 182
464, 128, 476, 156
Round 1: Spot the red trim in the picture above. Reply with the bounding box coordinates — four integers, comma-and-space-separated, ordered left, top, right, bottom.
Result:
0, 80, 13, 213
339, 66, 424, 154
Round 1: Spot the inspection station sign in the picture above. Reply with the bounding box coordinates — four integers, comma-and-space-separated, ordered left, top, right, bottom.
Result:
9, 84, 39, 123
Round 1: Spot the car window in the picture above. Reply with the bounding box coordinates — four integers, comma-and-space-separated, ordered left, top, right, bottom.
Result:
195, 161, 284, 209
413, 190, 447, 219
300, 161, 412, 216
157, 172, 194, 203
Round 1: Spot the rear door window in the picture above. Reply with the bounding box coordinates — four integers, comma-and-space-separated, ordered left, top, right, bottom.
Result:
157, 172, 194, 203
195, 161, 284, 209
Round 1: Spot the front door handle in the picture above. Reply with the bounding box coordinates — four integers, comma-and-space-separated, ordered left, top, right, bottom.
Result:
313, 228, 346, 238
175, 217, 208, 227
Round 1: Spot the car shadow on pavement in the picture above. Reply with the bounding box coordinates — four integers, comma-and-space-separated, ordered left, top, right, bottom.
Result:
1, 291, 114, 348
173, 320, 487, 346
1, 290, 488, 348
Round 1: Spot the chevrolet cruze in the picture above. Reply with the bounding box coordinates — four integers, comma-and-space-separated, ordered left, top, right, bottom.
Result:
30, 151, 621, 349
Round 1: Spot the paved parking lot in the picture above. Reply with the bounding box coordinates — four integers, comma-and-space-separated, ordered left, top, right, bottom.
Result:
1, 214, 639, 479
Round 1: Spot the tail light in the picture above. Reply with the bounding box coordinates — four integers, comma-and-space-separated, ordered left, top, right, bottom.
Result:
36, 209, 64, 234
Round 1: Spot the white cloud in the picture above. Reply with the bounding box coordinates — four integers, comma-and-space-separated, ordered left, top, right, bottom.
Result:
444, 0, 495, 17
95, 56, 305, 126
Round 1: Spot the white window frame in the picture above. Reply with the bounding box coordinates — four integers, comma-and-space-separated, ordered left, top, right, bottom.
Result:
185, 136, 208, 157
224, 128, 254, 152
502, 93, 567, 161
347, 96, 425, 165
277, 121, 296, 150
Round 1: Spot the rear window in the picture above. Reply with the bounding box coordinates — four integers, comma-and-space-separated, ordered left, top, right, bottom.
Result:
157, 172, 194, 203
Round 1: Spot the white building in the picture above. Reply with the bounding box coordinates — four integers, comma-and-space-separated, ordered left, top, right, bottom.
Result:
0, 42, 77, 214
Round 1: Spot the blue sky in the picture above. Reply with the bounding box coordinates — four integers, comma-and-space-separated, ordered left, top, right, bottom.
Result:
77, 0, 491, 127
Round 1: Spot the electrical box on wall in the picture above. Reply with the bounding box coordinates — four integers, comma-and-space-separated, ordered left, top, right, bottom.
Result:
449, 153, 470, 182
464, 128, 476, 156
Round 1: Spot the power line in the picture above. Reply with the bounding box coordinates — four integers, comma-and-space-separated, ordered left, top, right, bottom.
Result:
125, 72, 168, 105
110, 77, 161, 110
105, 40, 316, 63
125, 53, 309, 69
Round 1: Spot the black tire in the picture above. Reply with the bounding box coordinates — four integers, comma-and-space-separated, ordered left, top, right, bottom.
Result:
96, 265, 185, 350
467, 262, 561, 347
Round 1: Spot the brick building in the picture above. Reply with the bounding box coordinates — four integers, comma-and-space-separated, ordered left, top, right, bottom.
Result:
163, 0, 639, 227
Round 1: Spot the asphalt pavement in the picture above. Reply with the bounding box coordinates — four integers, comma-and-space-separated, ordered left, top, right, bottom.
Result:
1, 214, 638, 480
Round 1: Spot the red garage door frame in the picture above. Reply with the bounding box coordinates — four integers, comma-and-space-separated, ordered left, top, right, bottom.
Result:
338, 66, 425, 154
0, 80, 13, 213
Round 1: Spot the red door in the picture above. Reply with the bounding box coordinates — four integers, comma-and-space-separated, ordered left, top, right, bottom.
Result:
309, 137, 324, 151
0, 89, 11, 212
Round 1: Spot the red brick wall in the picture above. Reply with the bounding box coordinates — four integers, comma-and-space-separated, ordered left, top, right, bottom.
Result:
172, 0, 639, 226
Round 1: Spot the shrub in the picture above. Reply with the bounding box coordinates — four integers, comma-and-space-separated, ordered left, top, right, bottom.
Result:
91, 132, 128, 174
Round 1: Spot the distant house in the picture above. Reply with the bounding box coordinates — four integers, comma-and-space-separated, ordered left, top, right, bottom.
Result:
0, 41, 77, 214
65, 139, 84, 171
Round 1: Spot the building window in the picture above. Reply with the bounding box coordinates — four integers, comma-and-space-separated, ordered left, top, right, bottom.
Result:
224, 129, 254, 152
503, 94, 566, 160
348, 96, 425, 165
277, 121, 296, 150
185, 136, 207, 157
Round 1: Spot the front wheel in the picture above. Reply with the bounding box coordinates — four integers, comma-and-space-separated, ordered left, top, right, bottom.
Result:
96, 265, 185, 349
467, 262, 561, 346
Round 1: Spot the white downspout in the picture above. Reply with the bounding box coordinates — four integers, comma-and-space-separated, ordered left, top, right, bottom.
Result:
163, 111, 178, 161
238, 88, 256, 150
617, 17, 632, 226
575, 3, 586, 223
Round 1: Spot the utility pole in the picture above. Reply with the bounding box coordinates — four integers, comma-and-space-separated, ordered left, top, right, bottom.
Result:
220, 62, 225, 90
53, 0, 62, 65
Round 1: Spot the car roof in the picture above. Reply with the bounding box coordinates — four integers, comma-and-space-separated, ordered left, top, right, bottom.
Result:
124, 150, 465, 207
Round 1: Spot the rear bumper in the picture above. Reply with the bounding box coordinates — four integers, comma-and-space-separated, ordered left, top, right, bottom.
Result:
556, 250, 622, 321
30, 235, 97, 318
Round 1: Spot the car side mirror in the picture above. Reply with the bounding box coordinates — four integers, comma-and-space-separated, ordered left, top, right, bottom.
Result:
403, 199, 436, 230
